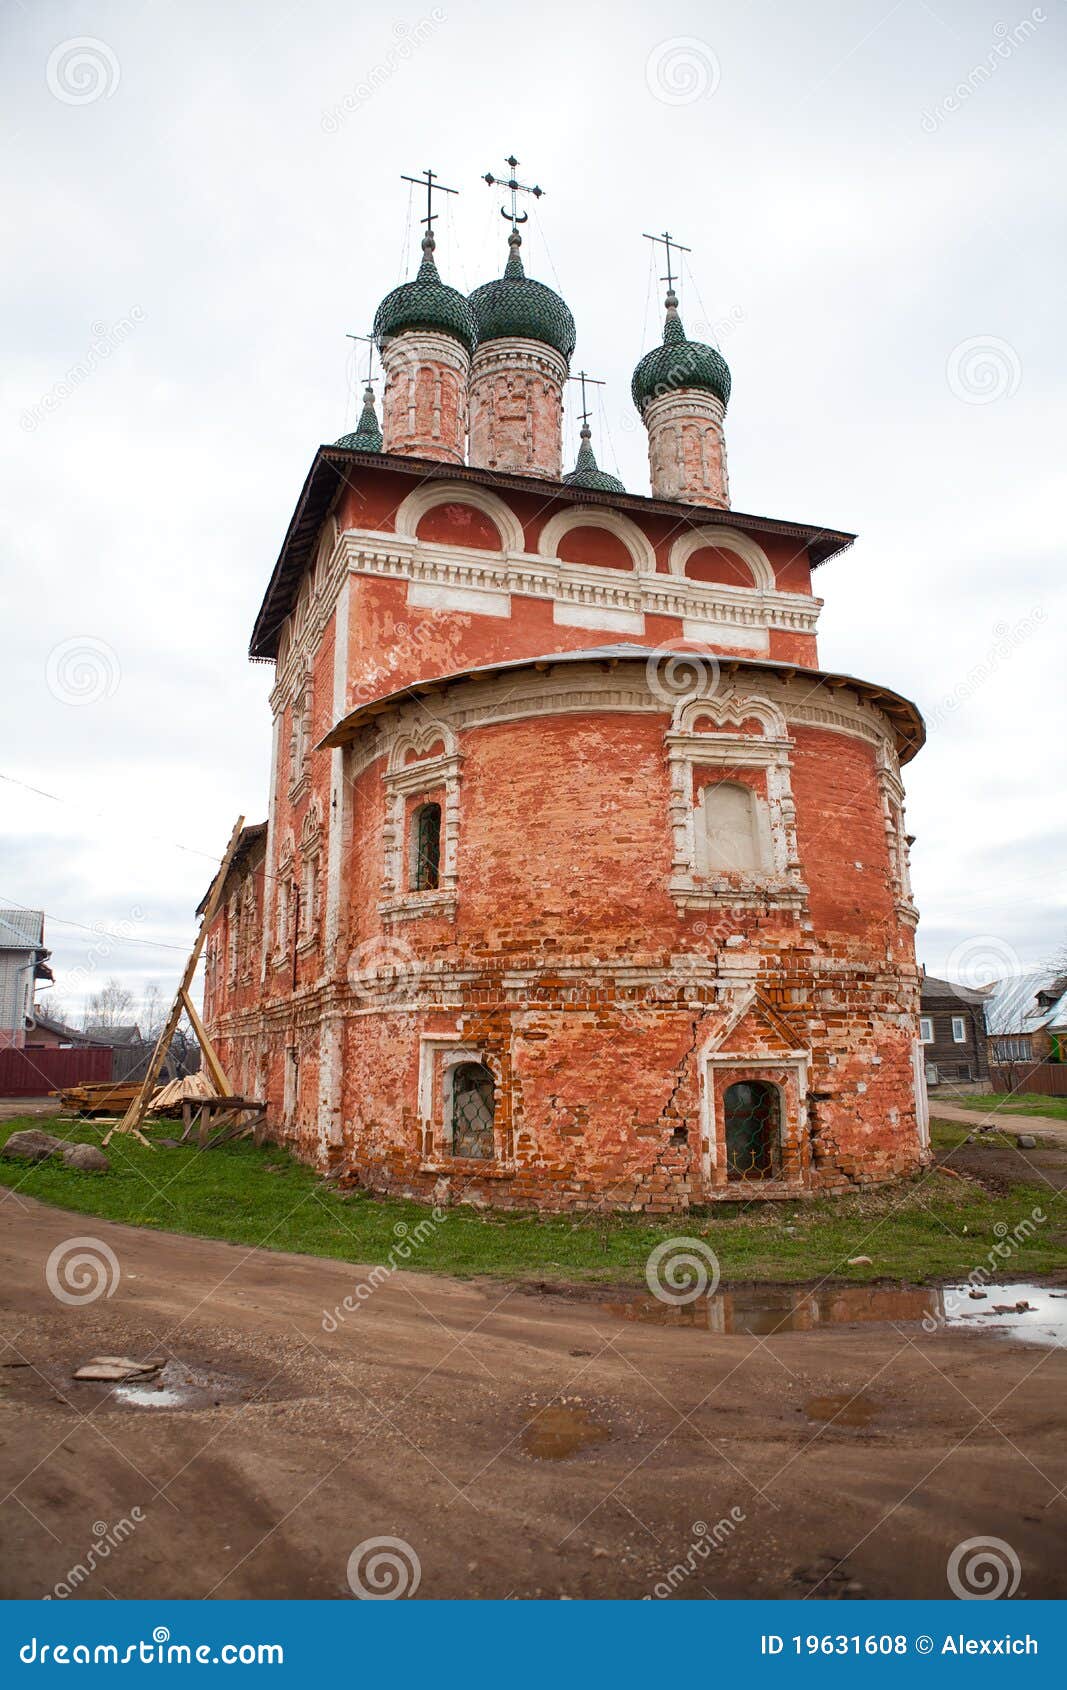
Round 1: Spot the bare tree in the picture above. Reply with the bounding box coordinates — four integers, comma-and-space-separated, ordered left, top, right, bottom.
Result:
82, 977, 135, 1032
140, 981, 165, 1040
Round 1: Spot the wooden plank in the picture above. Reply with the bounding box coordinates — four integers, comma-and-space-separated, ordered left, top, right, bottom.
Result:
179, 988, 233, 1098
104, 816, 245, 1147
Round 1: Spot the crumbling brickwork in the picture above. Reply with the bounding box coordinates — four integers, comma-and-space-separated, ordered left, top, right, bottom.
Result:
204, 454, 926, 1213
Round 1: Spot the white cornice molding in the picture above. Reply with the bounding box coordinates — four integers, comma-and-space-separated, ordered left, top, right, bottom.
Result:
339, 663, 899, 783
334, 527, 822, 638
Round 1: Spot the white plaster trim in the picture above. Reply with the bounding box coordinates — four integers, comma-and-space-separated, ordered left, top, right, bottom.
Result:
669, 526, 775, 590
554, 602, 644, 634
682, 618, 768, 650
407, 580, 511, 618
324, 578, 350, 970
538, 506, 655, 573
334, 528, 821, 646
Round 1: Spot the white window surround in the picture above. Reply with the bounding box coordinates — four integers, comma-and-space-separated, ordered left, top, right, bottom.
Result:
666, 692, 807, 911
700, 1050, 810, 1194
952, 1016, 967, 1044
919, 1017, 934, 1044
417, 1035, 506, 1167
379, 730, 461, 921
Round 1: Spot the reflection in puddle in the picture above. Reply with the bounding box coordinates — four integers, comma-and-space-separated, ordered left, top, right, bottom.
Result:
603, 1283, 938, 1335
521, 1405, 611, 1461
804, 1393, 877, 1427
601, 1281, 1066, 1345
933, 1281, 1067, 1348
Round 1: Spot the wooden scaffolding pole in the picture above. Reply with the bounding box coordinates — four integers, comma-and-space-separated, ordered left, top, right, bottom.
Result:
103, 816, 245, 1147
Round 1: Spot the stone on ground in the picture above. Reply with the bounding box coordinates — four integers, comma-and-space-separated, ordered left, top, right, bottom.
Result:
62, 1143, 110, 1172
1, 1129, 68, 1162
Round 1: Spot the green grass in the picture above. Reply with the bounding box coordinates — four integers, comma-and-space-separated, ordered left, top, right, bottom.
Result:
1, 1115, 1063, 1288
941, 1092, 1067, 1123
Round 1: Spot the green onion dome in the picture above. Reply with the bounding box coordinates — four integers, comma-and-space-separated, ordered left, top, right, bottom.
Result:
373, 232, 477, 355
469, 230, 576, 361
563, 424, 625, 493
335, 384, 383, 452
631, 290, 731, 414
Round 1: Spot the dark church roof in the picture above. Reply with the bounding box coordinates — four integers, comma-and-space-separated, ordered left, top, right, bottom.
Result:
248, 448, 856, 662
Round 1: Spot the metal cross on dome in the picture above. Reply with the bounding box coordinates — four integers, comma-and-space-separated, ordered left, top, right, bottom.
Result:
400, 166, 460, 231
346, 332, 377, 386
483, 154, 544, 227
643, 229, 691, 294
569, 368, 605, 427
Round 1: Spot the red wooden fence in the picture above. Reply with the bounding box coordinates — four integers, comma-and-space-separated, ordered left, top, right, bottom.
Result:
0, 1045, 112, 1098
991, 1062, 1067, 1099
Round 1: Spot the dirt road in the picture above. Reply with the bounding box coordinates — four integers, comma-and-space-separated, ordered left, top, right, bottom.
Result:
1, 1195, 1064, 1600
931, 1099, 1067, 1146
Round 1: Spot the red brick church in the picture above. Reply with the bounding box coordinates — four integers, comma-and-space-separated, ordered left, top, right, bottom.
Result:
202, 172, 928, 1210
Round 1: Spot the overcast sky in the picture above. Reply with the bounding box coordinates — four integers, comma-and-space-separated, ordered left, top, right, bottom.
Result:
2, 0, 1064, 1021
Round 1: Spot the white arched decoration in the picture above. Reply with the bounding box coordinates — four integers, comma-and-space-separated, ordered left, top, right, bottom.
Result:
668, 526, 775, 591
393, 482, 524, 555
386, 719, 459, 774
537, 506, 656, 574
674, 690, 788, 741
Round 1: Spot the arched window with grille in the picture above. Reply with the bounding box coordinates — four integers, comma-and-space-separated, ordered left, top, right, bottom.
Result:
450, 1061, 495, 1159
723, 1080, 781, 1180
410, 801, 441, 891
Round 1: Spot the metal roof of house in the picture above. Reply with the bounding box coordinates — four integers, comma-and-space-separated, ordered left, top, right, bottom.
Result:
0, 908, 45, 949
984, 971, 1067, 1035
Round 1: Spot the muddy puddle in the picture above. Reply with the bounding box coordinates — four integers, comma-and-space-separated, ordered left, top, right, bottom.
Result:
601, 1281, 1067, 1345
521, 1405, 611, 1460
1, 1355, 263, 1413
103, 1360, 250, 1410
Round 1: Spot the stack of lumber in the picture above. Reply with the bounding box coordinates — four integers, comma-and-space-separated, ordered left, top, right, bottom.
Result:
149, 1072, 219, 1115
54, 1080, 146, 1116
